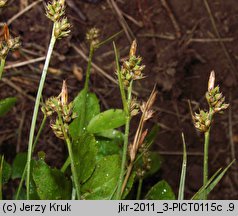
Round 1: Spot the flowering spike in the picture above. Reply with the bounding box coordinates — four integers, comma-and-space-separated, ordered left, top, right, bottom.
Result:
86, 27, 100, 47
206, 71, 229, 114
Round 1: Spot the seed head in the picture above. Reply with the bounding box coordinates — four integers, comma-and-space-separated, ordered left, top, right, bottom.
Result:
46, 0, 66, 22
193, 110, 211, 132
206, 72, 229, 114
54, 17, 71, 39
86, 27, 100, 47
121, 54, 145, 87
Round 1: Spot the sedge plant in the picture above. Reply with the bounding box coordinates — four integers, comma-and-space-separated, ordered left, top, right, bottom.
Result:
0, 1, 234, 200
26, 0, 70, 200
192, 70, 229, 199
113, 40, 146, 199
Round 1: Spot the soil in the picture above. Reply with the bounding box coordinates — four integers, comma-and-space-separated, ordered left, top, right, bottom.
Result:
1, 0, 238, 199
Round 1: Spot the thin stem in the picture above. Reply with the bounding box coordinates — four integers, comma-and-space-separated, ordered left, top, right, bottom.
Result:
59, 118, 80, 199
65, 136, 80, 199
76, 43, 94, 134
61, 156, 70, 173
60, 43, 95, 171
136, 178, 143, 200
84, 44, 94, 92
121, 162, 133, 196
96, 30, 123, 48
15, 115, 47, 200
56, 109, 80, 200
0, 58, 6, 80
116, 81, 133, 199
203, 109, 213, 200
113, 42, 127, 112
26, 23, 56, 200
203, 129, 210, 200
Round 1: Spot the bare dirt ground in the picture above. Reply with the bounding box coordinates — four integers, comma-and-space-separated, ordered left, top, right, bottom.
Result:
1, 0, 238, 199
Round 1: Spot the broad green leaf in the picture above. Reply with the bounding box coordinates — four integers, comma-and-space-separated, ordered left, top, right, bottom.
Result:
192, 160, 234, 200
81, 155, 121, 200
33, 159, 71, 200
87, 109, 126, 134
178, 133, 187, 200
29, 160, 40, 200
145, 180, 175, 200
12, 153, 27, 179
0, 156, 11, 184
95, 129, 124, 141
0, 97, 17, 117
73, 133, 97, 184
69, 89, 100, 140
96, 137, 122, 160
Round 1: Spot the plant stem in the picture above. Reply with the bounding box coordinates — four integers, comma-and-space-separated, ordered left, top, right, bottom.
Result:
60, 44, 95, 171
75, 43, 95, 135
136, 178, 143, 200
26, 23, 56, 200
116, 81, 133, 199
56, 109, 81, 200
203, 109, 213, 200
15, 115, 47, 200
113, 42, 127, 112
84, 44, 94, 92
121, 162, 133, 195
65, 135, 80, 199
203, 129, 210, 200
0, 58, 6, 80
61, 157, 70, 173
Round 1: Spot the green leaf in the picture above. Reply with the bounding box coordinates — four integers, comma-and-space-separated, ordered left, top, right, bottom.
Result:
0, 156, 11, 184
73, 133, 97, 184
0, 97, 17, 117
145, 180, 175, 200
33, 159, 71, 200
96, 137, 122, 160
69, 89, 100, 140
178, 133, 187, 200
12, 153, 27, 179
192, 160, 234, 200
87, 109, 126, 134
95, 129, 124, 141
81, 155, 121, 200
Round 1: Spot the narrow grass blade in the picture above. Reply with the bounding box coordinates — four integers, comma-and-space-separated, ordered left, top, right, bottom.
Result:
178, 133, 187, 200
192, 160, 235, 200
97, 30, 123, 48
